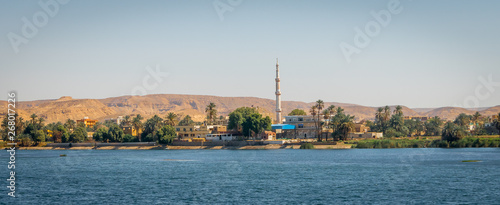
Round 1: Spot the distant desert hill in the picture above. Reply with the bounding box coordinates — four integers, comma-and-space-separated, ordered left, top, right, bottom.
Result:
0, 94, 499, 124
478, 106, 500, 118
422, 107, 476, 120
15, 98, 117, 123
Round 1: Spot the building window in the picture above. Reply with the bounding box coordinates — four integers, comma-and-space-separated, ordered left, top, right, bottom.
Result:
298, 124, 303, 128
176, 128, 180, 131
183, 128, 186, 131
298, 118, 303, 121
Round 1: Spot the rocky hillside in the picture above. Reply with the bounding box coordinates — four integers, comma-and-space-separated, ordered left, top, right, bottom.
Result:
0, 94, 498, 123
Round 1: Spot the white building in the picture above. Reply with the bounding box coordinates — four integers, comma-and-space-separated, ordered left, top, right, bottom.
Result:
205, 133, 235, 141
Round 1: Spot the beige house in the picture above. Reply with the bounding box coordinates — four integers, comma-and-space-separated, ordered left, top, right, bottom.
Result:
122, 126, 141, 136
283, 115, 333, 139
174, 125, 211, 139
77, 117, 98, 128
354, 123, 370, 133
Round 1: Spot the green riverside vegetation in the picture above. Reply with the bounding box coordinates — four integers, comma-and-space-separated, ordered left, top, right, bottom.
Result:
0, 102, 224, 146
462, 160, 480, 162
300, 143, 315, 149
350, 137, 500, 148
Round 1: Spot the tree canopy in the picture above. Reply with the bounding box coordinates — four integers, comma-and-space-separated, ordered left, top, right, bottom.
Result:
288, 109, 307, 116
156, 125, 177, 144
242, 113, 271, 137
228, 107, 259, 130
205, 102, 217, 125
69, 127, 87, 143
228, 107, 271, 137
178, 115, 195, 126
330, 107, 355, 141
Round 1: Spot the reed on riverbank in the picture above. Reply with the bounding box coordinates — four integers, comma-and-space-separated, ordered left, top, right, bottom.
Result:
349, 137, 500, 148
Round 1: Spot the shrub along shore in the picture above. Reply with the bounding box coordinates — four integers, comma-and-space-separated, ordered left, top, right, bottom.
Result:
3, 136, 499, 149
348, 136, 500, 148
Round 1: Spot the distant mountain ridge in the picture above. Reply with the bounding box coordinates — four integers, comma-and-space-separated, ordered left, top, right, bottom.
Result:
1, 94, 499, 123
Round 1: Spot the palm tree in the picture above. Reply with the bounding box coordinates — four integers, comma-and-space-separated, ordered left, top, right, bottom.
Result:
322, 109, 331, 141
315, 100, 324, 141
442, 122, 455, 141
383, 106, 391, 122
375, 107, 383, 123
472, 112, 481, 125
471, 112, 482, 134
336, 107, 345, 115
322, 109, 330, 121
178, 115, 194, 126
316, 100, 324, 112
309, 105, 319, 138
143, 115, 164, 142
326, 105, 337, 141
454, 113, 471, 128
65, 119, 76, 132
309, 105, 317, 117
205, 102, 217, 125
121, 115, 131, 127
394, 105, 403, 116
442, 121, 467, 141
325, 105, 336, 122
15, 115, 24, 131
327, 105, 336, 115
37, 118, 45, 128
165, 112, 178, 126
132, 114, 144, 138
382, 106, 391, 132
316, 100, 325, 119
30, 114, 38, 124
309, 105, 319, 140
339, 115, 355, 141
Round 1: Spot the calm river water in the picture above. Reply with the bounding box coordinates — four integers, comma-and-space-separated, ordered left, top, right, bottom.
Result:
2, 148, 500, 204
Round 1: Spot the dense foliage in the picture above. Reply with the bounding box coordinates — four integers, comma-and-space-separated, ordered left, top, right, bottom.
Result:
306, 100, 355, 142
299, 143, 315, 149
178, 115, 195, 126
0, 112, 180, 146
353, 137, 500, 148
367, 105, 499, 140
288, 109, 307, 116
330, 107, 355, 141
227, 107, 271, 138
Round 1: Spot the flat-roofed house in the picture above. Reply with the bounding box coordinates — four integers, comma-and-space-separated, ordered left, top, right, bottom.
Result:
77, 117, 98, 128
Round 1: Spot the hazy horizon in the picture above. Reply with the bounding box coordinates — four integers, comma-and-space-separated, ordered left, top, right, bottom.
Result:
2, 0, 499, 108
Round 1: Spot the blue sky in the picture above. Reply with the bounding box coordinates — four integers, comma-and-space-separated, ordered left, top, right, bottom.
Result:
1, 0, 499, 108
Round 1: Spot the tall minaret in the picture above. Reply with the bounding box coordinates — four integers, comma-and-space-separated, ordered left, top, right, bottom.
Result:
275, 58, 282, 124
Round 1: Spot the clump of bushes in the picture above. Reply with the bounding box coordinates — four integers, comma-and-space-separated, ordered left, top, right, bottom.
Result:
300, 143, 315, 149
355, 139, 431, 148
352, 137, 500, 149
448, 138, 500, 148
